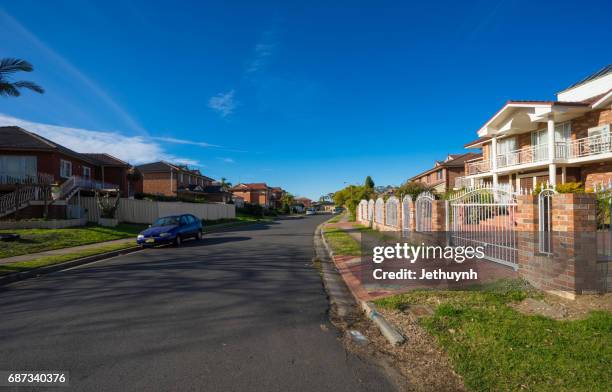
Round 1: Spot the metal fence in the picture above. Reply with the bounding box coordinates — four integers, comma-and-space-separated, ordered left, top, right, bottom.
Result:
447, 184, 518, 269
538, 184, 556, 255
385, 196, 399, 228
415, 191, 434, 232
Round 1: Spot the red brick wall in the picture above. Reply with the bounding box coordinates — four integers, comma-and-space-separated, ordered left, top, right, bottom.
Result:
581, 162, 612, 190
571, 108, 611, 140
141, 172, 176, 196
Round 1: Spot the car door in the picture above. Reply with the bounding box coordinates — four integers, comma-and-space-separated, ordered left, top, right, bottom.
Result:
179, 215, 190, 237
187, 215, 198, 237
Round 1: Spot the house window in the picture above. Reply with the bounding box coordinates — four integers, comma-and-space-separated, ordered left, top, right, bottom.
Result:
179, 173, 184, 183
496, 137, 517, 155
0, 155, 37, 181
436, 170, 443, 180
60, 159, 72, 178
83, 166, 91, 179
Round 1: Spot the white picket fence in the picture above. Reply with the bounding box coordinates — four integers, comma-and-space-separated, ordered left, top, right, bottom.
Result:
78, 197, 235, 224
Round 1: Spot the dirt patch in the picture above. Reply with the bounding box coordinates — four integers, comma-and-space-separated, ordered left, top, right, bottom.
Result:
512, 293, 612, 320
330, 304, 465, 392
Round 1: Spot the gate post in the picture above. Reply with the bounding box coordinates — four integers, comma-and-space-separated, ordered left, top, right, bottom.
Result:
516, 194, 539, 283
431, 200, 446, 231
550, 193, 600, 295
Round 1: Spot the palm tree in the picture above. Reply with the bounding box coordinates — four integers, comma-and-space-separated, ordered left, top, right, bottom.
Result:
0, 58, 44, 97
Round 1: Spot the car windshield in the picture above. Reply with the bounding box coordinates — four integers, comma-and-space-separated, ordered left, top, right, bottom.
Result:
151, 216, 180, 227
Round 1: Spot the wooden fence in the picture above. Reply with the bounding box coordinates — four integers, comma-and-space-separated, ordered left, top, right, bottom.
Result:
78, 197, 235, 224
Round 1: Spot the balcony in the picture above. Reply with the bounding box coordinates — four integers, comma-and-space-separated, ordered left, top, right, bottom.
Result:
556, 134, 612, 160
466, 158, 491, 175
496, 144, 548, 169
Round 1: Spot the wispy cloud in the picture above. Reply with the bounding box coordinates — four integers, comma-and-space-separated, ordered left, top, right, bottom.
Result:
219, 157, 235, 163
246, 30, 276, 74
0, 113, 199, 166
0, 10, 145, 134
208, 90, 236, 118
151, 136, 220, 148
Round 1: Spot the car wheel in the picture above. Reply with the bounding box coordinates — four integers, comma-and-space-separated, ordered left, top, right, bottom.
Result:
175, 235, 182, 247
196, 231, 203, 241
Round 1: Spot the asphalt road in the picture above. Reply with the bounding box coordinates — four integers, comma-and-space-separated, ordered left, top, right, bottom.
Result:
0, 215, 394, 392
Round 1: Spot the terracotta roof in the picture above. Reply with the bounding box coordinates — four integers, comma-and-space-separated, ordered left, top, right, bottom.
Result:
464, 136, 492, 148
82, 153, 129, 167
136, 161, 214, 180
408, 153, 481, 181
230, 183, 269, 191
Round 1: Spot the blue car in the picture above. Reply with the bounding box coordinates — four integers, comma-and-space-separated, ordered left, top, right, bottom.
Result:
137, 214, 203, 247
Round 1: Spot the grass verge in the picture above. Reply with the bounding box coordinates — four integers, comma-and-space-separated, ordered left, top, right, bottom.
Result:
0, 242, 136, 276
374, 280, 612, 392
0, 224, 145, 259
323, 227, 361, 256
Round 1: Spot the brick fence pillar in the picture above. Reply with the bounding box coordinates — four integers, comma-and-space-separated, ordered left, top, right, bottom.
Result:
517, 193, 604, 297
551, 193, 601, 295
431, 200, 447, 231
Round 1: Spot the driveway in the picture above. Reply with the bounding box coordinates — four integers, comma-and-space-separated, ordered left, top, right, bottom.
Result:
0, 215, 394, 391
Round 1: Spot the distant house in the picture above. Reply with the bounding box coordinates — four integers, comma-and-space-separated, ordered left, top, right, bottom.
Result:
270, 186, 285, 209
295, 197, 312, 208
229, 183, 273, 208
408, 152, 481, 192
0, 126, 130, 195
135, 161, 215, 198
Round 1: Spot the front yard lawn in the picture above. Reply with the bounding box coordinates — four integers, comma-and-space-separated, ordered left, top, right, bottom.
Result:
0, 242, 136, 275
0, 224, 145, 259
375, 281, 612, 392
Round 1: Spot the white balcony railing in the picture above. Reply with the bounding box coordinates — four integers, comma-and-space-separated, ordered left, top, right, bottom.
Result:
466, 159, 491, 175
556, 134, 612, 159
496, 144, 548, 169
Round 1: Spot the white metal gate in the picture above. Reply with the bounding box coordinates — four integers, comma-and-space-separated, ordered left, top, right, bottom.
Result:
538, 185, 556, 255
385, 196, 399, 228
367, 199, 375, 223
402, 195, 411, 233
415, 191, 434, 232
447, 185, 519, 269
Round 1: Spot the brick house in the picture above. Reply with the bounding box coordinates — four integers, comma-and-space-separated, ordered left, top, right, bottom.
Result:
229, 183, 273, 208
295, 197, 312, 208
135, 161, 216, 199
0, 126, 130, 195
408, 153, 481, 192
461, 64, 612, 190
270, 187, 285, 209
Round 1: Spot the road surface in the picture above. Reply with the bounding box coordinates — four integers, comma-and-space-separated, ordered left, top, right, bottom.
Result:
0, 215, 394, 391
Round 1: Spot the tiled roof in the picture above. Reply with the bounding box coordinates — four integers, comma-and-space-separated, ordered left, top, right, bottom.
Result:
230, 183, 269, 191
408, 152, 481, 181
82, 153, 129, 167
136, 161, 177, 172
464, 136, 492, 148
0, 126, 98, 164
136, 161, 214, 181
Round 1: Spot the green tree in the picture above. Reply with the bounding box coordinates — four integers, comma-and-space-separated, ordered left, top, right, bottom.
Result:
364, 176, 374, 189
395, 181, 432, 201
333, 184, 374, 221
281, 192, 295, 213
0, 58, 44, 97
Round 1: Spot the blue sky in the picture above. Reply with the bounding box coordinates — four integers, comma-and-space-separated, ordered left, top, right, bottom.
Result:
1, 1, 610, 199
